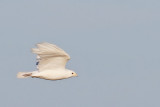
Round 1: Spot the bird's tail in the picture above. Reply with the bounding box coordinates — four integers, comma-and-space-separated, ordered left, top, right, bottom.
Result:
17, 72, 32, 78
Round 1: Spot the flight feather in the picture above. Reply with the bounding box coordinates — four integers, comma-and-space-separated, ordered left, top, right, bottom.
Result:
32, 42, 70, 72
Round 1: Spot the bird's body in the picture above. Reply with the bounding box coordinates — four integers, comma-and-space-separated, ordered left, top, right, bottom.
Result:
31, 69, 75, 80
17, 42, 77, 80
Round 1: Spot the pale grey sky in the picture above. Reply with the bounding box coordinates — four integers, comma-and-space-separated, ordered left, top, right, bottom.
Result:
0, 0, 160, 107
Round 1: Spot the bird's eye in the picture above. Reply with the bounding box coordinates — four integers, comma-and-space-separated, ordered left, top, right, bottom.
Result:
72, 73, 74, 74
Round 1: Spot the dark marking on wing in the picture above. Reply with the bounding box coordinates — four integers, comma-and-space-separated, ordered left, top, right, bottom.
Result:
36, 62, 39, 65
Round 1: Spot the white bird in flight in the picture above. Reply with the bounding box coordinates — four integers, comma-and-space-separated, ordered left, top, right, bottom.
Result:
17, 42, 78, 80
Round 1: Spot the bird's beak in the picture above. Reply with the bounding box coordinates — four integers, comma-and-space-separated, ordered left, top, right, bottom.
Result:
73, 73, 78, 77
76, 74, 78, 77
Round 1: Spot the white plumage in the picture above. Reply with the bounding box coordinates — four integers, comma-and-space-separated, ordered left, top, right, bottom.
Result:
17, 42, 77, 80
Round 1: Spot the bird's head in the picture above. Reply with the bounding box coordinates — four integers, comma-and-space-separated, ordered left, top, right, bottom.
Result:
66, 69, 78, 77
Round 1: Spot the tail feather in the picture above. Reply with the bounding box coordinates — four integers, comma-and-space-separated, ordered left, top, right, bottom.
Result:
17, 72, 32, 78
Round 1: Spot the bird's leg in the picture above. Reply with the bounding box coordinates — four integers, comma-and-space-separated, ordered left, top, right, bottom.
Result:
22, 73, 32, 77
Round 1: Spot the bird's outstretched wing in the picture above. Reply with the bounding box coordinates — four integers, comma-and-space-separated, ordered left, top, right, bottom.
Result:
32, 42, 70, 72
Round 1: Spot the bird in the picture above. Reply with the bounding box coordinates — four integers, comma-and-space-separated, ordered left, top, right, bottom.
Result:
17, 42, 78, 80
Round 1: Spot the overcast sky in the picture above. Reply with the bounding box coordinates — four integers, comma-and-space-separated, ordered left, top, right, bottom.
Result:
0, 0, 160, 107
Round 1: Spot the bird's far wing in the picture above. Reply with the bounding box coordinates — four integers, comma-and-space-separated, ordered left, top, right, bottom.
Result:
32, 42, 70, 72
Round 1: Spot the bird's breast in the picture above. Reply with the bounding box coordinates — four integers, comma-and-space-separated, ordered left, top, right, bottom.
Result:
37, 70, 68, 80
